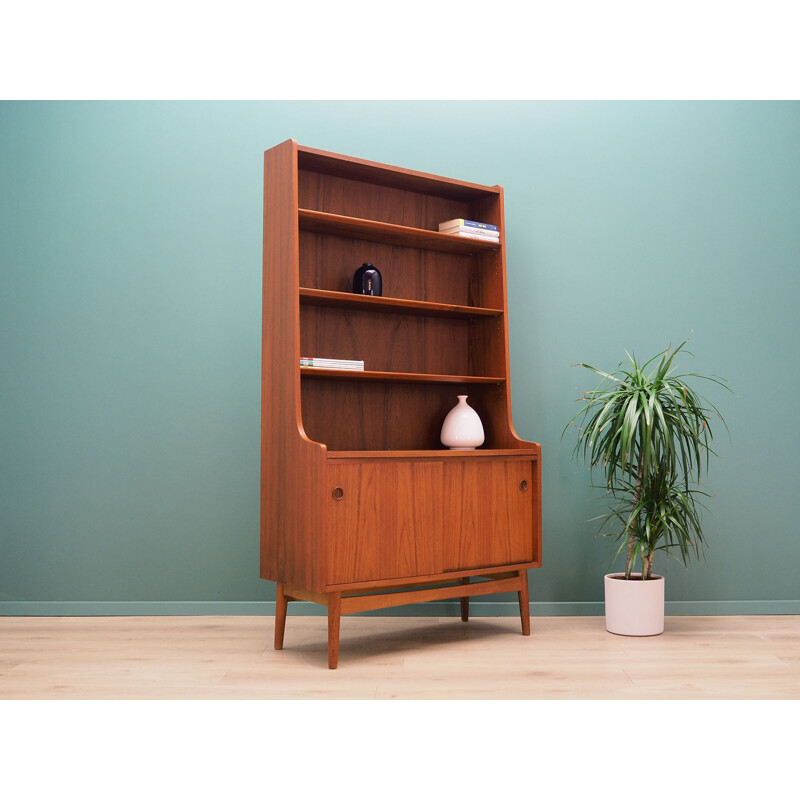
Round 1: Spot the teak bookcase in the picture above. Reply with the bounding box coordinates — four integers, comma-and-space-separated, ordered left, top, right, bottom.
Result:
261, 140, 542, 668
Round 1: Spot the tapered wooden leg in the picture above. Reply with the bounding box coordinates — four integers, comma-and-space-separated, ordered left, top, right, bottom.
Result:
274, 582, 288, 650
518, 569, 531, 636
327, 591, 342, 669
460, 577, 470, 622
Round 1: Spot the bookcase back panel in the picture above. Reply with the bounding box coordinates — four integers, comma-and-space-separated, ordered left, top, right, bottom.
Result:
466, 316, 507, 377
297, 147, 498, 200
300, 381, 505, 452
300, 305, 471, 375
472, 251, 506, 309
299, 170, 481, 230
299, 232, 480, 306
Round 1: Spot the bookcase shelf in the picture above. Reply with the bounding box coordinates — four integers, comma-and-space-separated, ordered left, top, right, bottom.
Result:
299, 208, 501, 253
299, 287, 503, 319
326, 448, 541, 460
262, 140, 542, 668
300, 367, 505, 384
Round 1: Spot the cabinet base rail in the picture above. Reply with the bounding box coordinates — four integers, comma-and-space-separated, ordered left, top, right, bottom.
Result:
274, 569, 531, 669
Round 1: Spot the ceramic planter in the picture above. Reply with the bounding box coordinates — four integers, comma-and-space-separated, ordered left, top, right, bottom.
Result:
604, 573, 665, 636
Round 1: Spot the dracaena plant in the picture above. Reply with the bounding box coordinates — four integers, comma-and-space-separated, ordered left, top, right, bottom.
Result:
564, 338, 729, 579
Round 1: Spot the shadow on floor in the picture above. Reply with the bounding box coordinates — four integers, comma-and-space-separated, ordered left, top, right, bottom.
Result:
287, 617, 525, 668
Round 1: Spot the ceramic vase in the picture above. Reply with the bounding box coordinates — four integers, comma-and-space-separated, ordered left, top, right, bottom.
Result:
440, 395, 484, 450
604, 573, 665, 636
352, 262, 382, 296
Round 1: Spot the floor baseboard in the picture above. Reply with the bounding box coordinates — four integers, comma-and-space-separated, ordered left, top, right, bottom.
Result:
1, 600, 799, 616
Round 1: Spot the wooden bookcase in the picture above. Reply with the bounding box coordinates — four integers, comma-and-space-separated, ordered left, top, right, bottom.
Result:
261, 140, 542, 668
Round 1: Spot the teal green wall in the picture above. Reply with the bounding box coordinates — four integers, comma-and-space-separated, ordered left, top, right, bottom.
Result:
2, 101, 799, 615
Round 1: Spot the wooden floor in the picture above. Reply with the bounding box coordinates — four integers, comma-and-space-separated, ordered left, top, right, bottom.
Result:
1, 614, 798, 699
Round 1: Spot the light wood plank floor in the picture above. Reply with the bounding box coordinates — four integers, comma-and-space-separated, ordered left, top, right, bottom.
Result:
1, 615, 798, 699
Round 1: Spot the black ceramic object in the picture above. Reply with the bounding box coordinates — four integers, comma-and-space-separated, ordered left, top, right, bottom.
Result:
353, 263, 382, 296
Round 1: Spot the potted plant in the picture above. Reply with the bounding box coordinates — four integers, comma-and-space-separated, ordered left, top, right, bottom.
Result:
564, 337, 729, 635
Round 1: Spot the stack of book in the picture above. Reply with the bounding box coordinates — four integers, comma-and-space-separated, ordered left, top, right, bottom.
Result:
300, 357, 364, 371
438, 218, 499, 242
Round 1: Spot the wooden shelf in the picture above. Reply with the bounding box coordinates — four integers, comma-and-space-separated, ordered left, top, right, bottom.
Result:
298, 209, 501, 254
326, 448, 541, 461
299, 288, 503, 319
300, 367, 505, 384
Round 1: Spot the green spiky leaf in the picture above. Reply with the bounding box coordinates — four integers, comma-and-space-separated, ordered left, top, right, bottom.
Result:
563, 337, 730, 578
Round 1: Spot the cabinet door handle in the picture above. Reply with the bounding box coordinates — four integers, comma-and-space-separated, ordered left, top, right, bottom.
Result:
519, 480, 528, 492
332, 487, 344, 501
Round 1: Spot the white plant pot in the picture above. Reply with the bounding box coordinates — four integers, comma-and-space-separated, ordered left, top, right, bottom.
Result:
604, 573, 665, 636
440, 395, 484, 450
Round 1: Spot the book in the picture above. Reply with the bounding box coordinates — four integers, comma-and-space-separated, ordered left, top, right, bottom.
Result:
303, 367, 364, 371
439, 224, 499, 238
444, 231, 500, 243
300, 357, 365, 370
438, 218, 498, 232
301, 358, 364, 367
302, 365, 364, 370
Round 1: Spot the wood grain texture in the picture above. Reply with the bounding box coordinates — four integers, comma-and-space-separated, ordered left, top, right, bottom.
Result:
339, 575, 523, 614
300, 369, 503, 384
326, 564, 535, 593
262, 141, 543, 664
481, 186, 533, 449
327, 462, 444, 584
300, 381, 504, 451
274, 583, 287, 650
299, 232, 480, 307
297, 144, 502, 202
326, 459, 536, 584
260, 140, 327, 591
327, 592, 342, 669
3, 616, 798, 699
299, 288, 503, 318
300, 303, 472, 375
325, 449, 540, 461
299, 209, 501, 254
442, 460, 535, 571
518, 569, 531, 635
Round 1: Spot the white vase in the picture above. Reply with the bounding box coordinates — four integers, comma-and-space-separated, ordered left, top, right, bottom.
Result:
604, 573, 665, 636
440, 395, 485, 450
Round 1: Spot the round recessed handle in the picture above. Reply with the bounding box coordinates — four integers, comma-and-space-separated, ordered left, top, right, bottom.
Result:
519, 480, 528, 492
332, 486, 344, 501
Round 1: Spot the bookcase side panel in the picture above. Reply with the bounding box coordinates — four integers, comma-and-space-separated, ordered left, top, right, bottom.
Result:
489, 186, 532, 447
467, 191, 505, 310
471, 188, 527, 448
261, 140, 327, 591
530, 454, 543, 565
